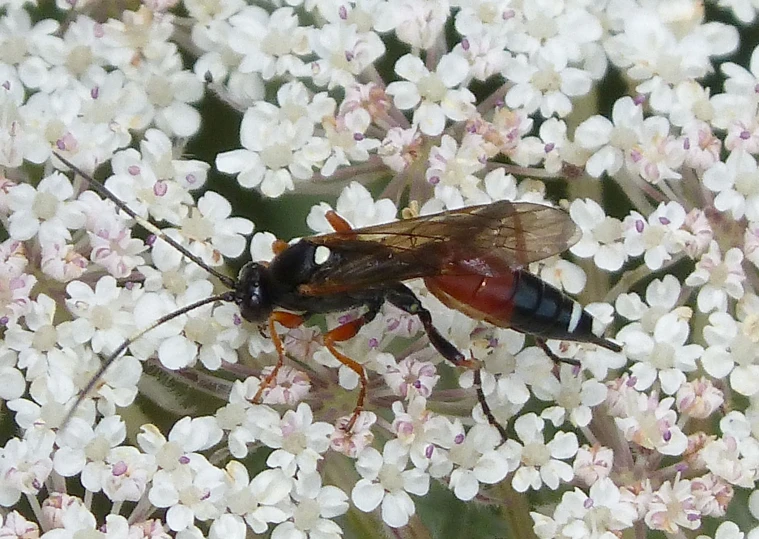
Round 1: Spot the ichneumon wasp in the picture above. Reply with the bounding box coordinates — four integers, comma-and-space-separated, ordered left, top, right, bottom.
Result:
54, 152, 621, 438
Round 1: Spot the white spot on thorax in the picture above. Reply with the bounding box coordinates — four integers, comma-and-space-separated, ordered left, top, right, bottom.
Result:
314, 245, 331, 265
568, 302, 582, 333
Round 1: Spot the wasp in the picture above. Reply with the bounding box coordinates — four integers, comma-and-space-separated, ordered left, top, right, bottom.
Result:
55, 153, 620, 434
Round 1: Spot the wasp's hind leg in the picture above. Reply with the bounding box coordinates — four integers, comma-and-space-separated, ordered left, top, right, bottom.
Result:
384, 284, 476, 368
384, 284, 507, 438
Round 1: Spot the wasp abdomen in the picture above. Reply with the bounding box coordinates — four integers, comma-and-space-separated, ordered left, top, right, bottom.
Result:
425, 264, 612, 349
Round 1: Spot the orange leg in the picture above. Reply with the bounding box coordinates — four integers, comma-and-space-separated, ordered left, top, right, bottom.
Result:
253, 311, 304, 403
323, 317, 372, 432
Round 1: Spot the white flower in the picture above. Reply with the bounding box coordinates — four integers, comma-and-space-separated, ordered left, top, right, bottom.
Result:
105, 148, 193, 224
157, 190, 253, 269
352, 444, 429, 528
140, 419, 225, 531
605, 6, 738, 112
569, 198, 626, 271
505, 413, 577, 492
445, 423, 516, 500
509, 0, 603, 62
141, 55, 204, 137
86, 445, 156, 502
386, 53, 475, 136
54, 415, 126, 478
573, 445, 614, 486
0, 429, 55, 506
622, 202, 690, 270
149, 452, 226, 531
644, 475, 701, 533
676, 378, 725, 419
451, 31, 510, 82
386, 395, 456, 471
224, 461, 292, 534
724, 42, 759, 95
503, 50, 592, 118
614, 391, 688, 456
308, 22, 386, 89
701, 432, 759, 488
138, 416, 223, 458
383, 357, 439, 398
685, 241, 745, 313
154, 279, 237, 371
386, 0, 449, 49
7, 172, 85, 246
259, 403, 334, 476
227, 7, 309, 81
272, 472, 348, 539
546, 477, 637, 538
0, 511, 38, 537
535, 364, 608, 428
704, 150, 759, 221
216, 83, 334, 197
624, 116, 686, 184
701, 310, 759, 397
39, 493, 99, 537
617, 310, 702, 395
64, 276, 136, 356
79, 192, 147, 278
425, 133, 488, 206
575, 96, 643, 178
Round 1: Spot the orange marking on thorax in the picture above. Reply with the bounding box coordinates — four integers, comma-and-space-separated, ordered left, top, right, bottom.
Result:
273, 239, 289, 255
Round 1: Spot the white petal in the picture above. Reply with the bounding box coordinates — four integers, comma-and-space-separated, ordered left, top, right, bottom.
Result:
437, 53, 469, 87
216, 149, 254, 174
381, 491, 414, 528
351, 479, 383, 512
386, 81, 420, 110
575, 116, 613, 149
158, 336, 197, 370
415, 101, 445, 136
394, 54, 427, 82
166, 504, 194, 532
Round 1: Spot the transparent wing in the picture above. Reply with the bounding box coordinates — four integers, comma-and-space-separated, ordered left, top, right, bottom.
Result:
300, 201, 580, 295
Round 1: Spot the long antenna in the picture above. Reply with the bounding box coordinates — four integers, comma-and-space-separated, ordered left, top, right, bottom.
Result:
53, 152, 238, 290
61, 291, 237, 430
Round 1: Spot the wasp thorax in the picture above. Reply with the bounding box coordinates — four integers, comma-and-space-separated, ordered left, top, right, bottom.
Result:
236, 261, 275, 322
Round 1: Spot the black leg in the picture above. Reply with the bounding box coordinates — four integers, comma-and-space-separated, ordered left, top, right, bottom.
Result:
384, 284, 470, 367
535, 338, 580, 367
384, 284, 508, 440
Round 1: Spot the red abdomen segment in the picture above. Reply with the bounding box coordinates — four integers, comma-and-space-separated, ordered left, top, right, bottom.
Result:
425, 268, 608, 347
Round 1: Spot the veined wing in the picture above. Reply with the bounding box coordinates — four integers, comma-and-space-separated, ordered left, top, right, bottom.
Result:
299, 201, 580, 295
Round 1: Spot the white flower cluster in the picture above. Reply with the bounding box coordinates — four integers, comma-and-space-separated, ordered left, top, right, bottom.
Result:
2, 0, 759, 536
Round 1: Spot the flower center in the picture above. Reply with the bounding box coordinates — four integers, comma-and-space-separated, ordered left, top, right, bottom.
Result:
260, 143, 292, 170
32, 192, 60, 220
378, 463, 404, 492
417, 74, 447, 102
181, 208, 214, 242
32, 325, 57, 352
282, 431, 307, 454
521, 442, 550, 467
91, 305, 113, 331
293, 498, 320, 530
